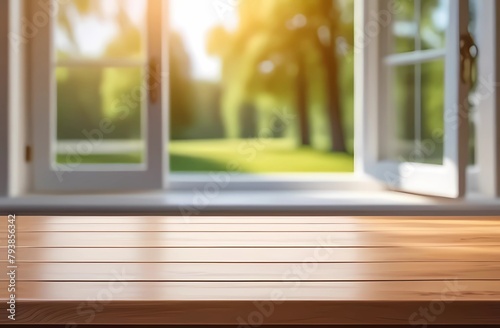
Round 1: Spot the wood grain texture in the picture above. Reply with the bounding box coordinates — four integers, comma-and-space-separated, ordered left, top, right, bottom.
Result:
15, 215, 500, 224
1, 215, 500, 325
7, 262, 500, 281
3, 246, 500, 263
12, 281, 500, 301
11, 230, 500, 247
2, 301, 499, 325
16, 222, 500, 232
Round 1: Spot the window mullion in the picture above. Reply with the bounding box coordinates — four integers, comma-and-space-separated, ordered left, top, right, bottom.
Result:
384, 49, 446, 66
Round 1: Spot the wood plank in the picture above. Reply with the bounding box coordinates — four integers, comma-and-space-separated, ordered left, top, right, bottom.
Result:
16, 222, 500, 232
11, 281, 500, 301
9, 262, 500, 281
14, 215, 500, 224
4, 300, 500, 325
5, 246, 500, 263
1, 216, 499, 326
11, 231, 500, 247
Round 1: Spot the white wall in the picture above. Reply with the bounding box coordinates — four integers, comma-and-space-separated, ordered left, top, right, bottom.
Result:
0, 0, 30, 197
9, 0, 30, 196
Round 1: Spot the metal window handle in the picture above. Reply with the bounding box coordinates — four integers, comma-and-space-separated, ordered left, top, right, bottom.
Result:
148, 57, 160, 104
460, 33, 478, 88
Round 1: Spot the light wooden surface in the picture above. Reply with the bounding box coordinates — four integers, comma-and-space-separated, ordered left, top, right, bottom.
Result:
1, 216, 500, 325
9, 262, 500, 281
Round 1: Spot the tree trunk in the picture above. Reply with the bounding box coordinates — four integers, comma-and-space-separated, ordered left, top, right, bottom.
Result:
239, 102, 257, 138
297, 55, 311, 146
322, 44, 347, 153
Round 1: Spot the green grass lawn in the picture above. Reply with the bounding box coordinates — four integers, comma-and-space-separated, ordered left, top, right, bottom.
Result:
170, 139, 354, 172
56, 153, 144, 165
57, 139, 355, 173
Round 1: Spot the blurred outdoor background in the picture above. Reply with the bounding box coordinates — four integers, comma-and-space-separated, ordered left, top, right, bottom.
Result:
55, 0, 468, 173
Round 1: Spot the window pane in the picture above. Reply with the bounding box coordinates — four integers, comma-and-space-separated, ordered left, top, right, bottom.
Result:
420, 0, 448, 50
391, 0, 449, 53
168, 0, 355, 173
391, 64, 416, 161
392, 0, 416, 53
55, 67, 145, 165
55, 0, 147, 60
420, 59, 445, 163
390, 60, 444, 164
54, 0, 147, 166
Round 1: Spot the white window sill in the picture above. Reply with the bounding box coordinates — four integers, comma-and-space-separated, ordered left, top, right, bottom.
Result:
1, 188, 500, 216
166, 173, 384, 191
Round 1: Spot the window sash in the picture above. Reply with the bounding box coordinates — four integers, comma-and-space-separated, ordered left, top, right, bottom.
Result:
31, 0, 167, 192
356, 0, 470, 198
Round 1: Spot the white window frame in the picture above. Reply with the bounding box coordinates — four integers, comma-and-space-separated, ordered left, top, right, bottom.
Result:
474, 0, 500, 197
30, 0, 167, 192
1, 0, 499, 201
356, 0, 471, 198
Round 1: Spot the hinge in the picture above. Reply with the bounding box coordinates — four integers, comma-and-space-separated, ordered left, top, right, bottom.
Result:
25, 145, 32, 163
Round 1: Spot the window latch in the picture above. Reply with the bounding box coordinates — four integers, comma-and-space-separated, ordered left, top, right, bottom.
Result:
460, 33, 478, 88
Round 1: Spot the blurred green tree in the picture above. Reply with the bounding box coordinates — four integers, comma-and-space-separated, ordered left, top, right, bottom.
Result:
207, 0, 350, 152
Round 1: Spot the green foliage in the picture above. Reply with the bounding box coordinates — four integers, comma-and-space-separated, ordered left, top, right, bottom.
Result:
207, 0, 353, 151
56, 67, 103, 139
57, 66, 143, 140
172, 80, 225, 140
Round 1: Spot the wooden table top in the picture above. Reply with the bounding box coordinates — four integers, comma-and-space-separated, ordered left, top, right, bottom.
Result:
1, 216, 500, 325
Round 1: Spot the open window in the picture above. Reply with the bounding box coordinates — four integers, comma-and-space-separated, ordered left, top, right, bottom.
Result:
23, 0, 490, 199
31, 0, 167, 192
357, 0, 474, 198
